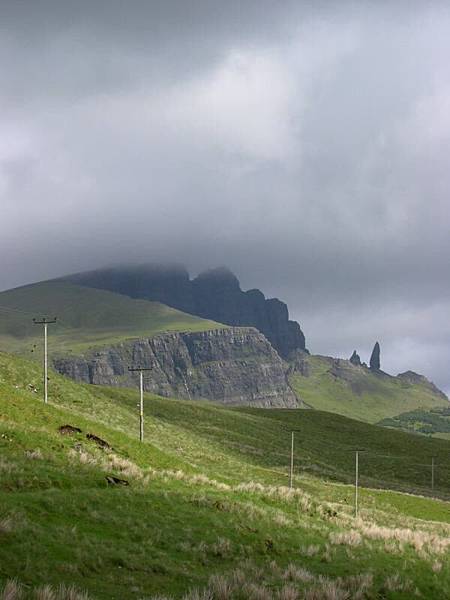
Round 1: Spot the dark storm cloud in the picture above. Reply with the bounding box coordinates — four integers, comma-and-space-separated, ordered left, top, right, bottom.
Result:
1, 1, 449, 392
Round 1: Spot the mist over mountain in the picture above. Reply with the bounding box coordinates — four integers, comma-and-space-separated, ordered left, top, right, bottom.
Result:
63, 264, 306, 358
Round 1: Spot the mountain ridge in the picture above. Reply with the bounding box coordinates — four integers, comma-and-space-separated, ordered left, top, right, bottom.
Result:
0, 272, 447, 420
62, 263, 306, 359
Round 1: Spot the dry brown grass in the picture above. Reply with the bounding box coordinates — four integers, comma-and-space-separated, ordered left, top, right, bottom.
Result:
25, 448, 43, 460
359, 522, 450, 557
194, 537, 233, 559
183, 589, 213, 600
432, 560, 442, 573
68, 448, 98, 466
339, 573, 373, 600
0, 580, 22, 600
304, 580, 350, 600
0, 579, 90, 600
106, 454, 142, 479
146, 561, 378, 600
68, 447, 144, 481
234, 483, 313, 512
283, 564, 315, 583
143, 467, 231, 491
299, 544, 321, 557
207, 575, 233, 600
277, 586, 298, 600
241, 583, 273, 600
329, 530, 362, 547
230, 569, 247, 588
0, 515, 14, 535
383, 573, 412, 593
35, 585, 56, 600
0, 458, 14, 473
34, 584, 90, 600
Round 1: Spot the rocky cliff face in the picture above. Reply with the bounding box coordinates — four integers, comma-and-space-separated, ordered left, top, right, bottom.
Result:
397, 371, 448, 400
63, 264, 306, 359
53, 327, 298, 407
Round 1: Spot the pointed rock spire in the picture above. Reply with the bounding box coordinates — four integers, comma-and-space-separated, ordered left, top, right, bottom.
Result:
349, 350, 361, 366
369, 342, 381, 371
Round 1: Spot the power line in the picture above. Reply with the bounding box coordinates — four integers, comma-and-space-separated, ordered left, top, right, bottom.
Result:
0, 304, 37, 317
282, 433, 447, 463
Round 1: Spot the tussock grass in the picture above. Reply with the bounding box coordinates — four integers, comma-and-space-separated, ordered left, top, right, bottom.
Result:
382, 573, 412, 593
277, 586, 298, 600
359, 522, 450, 556
35, 584, 90, 600
148, 561, 377, 600
25, 449, 43, 460
0, 581, 90, 600
0, 580, 21, 600
299, 545, 321, 557
283, 564, 315, 583
328, 530, 362, 547
0, 458, 14, 473
0, 516, 14, 535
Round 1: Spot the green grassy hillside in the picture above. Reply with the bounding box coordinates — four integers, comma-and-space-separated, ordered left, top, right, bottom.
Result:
289, 354, 448, 424
379, 406, 450, 440
0, 281, 224, 356
3, 351, 450, 497
1, 351, 450, 598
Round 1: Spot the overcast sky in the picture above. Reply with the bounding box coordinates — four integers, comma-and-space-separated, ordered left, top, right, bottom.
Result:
1, 1, 449, 393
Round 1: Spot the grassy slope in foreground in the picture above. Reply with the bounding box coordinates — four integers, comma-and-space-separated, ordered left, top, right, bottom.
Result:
0, 280, 224, 355
2, 351, 450, 497
1, 352, 450, 599
289, 354, 448, 424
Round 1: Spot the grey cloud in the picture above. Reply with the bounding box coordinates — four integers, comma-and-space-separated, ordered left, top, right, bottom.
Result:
0, 1, 449, 393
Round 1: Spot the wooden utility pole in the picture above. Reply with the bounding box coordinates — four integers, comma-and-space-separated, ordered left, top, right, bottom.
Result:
431, 456, 435, 492
33, 317, 57, 403
287, 429, 301, 489
355, 450, 359, 518
128, 367, 152, 442
289, 431, 295, 489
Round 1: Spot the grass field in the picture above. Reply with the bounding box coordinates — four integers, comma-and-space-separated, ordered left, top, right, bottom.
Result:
1, 350, 450, 598
289, 354, 448, 424
0, 281, 224, 357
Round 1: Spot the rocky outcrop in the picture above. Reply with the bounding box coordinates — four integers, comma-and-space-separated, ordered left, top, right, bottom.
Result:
63, 264, 306, 359
53, 327, 298, 408
369, 342, 381, 371
287, 349, 311, 377
191, 268, 305, 359
397, 371, 449, 400
349, 351, 361, 366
